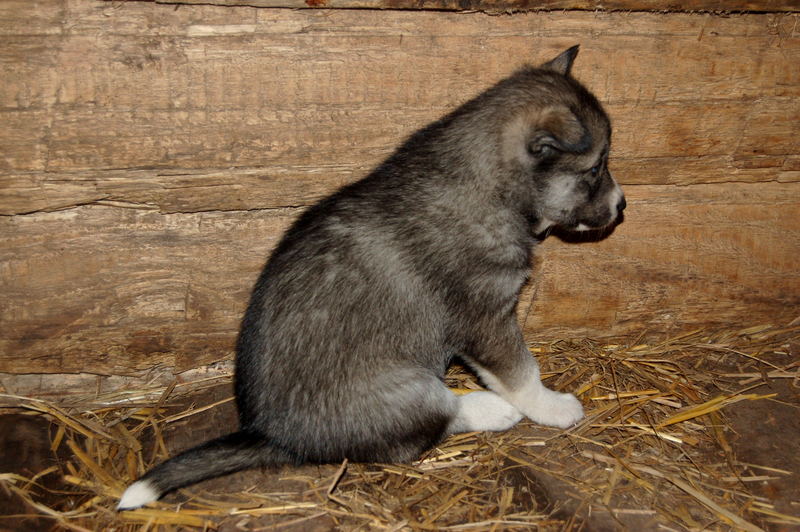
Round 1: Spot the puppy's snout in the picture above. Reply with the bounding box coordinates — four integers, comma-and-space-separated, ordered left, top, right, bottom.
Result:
608, 183, 626, 222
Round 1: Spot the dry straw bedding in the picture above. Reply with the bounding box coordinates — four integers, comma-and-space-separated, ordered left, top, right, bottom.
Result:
1, 324, 798, 531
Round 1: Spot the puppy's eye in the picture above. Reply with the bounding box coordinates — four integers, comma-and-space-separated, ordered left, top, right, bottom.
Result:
590, 164, 602, 178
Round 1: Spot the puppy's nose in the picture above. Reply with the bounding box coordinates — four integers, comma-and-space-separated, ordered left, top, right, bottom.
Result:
616, 196, 627, 213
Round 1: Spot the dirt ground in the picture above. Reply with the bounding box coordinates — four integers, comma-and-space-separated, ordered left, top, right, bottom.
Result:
724, 378, 800, 531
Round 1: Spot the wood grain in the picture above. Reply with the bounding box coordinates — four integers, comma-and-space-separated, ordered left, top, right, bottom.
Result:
2, 182, 798, 375
130, 0, 800, 14
1, 1, 798, 378
1, 206, 295, 375
521, 182, 800, 339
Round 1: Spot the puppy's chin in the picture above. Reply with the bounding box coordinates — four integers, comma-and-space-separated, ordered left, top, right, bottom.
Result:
572, 220, 612, 233
550, 213, 624, 243
574, 208, 626, 232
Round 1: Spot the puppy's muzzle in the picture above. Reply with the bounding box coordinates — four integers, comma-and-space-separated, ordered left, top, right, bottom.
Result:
609, 184, 626, 223
616, 195, 627, 214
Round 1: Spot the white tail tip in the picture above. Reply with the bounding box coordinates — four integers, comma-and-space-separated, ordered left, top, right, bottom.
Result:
117, 479, 159, 510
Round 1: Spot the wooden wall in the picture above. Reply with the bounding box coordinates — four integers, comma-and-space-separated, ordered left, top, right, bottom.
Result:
1, 1, 798, 385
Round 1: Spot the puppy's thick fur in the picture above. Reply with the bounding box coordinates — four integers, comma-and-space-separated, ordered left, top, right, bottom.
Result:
119, 46, 625, 510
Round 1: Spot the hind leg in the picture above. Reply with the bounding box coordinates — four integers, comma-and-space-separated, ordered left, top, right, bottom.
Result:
345, 371, 522, 463
385, 373, 522, 436
386, 373, 521, 435
447, 391, 523, 434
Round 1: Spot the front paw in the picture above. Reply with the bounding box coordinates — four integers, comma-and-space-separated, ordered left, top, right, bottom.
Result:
526, 390, 584, 429
449, 391, 524, 434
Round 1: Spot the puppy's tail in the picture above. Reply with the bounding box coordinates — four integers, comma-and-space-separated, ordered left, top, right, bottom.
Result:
117, 431, 294, 510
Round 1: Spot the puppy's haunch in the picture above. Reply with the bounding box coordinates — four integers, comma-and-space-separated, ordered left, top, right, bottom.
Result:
118, 45, 625, 510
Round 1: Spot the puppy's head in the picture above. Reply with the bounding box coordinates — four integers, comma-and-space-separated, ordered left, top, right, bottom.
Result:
500, 46, 625, 235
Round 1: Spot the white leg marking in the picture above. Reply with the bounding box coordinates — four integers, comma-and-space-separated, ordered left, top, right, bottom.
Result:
473, 363, 584, 429
522, 386, 584, 429
448, 391, 523, 434
117, 479, 159, 510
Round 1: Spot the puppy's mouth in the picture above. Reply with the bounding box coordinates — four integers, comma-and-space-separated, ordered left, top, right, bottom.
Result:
570, 190, 627, 233
548, 212, 625, 242
531, 217, 611, 240
572, 213, 623, 232
531, 205, 625, 240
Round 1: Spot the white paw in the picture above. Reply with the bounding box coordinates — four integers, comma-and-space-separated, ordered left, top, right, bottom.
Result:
526, 390, 584, 429
449, 391, 524, 434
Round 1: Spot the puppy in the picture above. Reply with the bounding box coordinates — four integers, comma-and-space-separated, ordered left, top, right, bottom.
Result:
118, 45, 625, 510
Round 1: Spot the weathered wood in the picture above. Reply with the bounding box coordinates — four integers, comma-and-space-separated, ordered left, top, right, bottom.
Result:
2, 182, 798, 376
1, 1, 799, 379
1, 7, 798, 215
131, 0, 800, 13
522, 182, 800, 338
1, 206, 295, 375
3, 149, 799, 217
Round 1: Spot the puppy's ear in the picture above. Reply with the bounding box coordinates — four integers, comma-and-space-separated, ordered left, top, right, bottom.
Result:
528, 106, 591, 158
542, 45, 579, 76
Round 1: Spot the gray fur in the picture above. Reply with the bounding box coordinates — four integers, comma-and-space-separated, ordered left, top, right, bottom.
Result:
118, 45, 625, 510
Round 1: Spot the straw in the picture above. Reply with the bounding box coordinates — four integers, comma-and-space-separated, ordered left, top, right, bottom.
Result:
0, 323, 797, 530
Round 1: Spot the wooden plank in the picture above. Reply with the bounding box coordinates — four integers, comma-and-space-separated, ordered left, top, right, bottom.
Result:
132, 0, 800, 13
521, 182, 800, 338
3, 151, 799, 216
0, 206, 295, 375
0, 167, 366, 216
1, 182, 798, 375
3, 12, 798, 109
1, 8, 798, 215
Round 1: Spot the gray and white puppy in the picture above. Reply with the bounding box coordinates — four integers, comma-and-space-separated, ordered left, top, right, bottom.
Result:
119, 45, 625, 510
